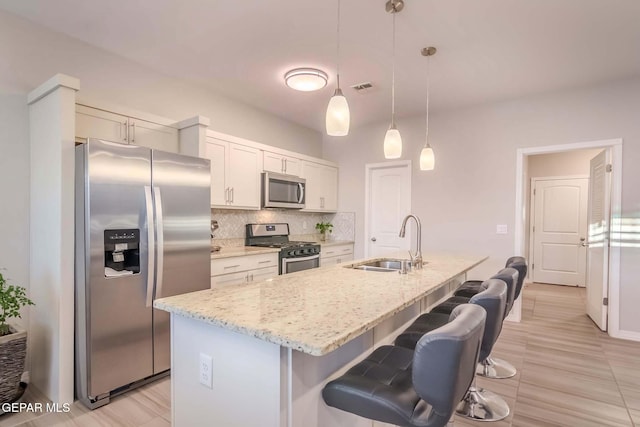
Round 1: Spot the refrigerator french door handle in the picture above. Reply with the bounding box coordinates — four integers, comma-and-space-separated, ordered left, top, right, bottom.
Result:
153, 186, 165, 301
144, 186, 155, 308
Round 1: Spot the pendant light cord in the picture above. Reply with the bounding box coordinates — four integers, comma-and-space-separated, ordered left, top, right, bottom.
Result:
336, 0, 341, 89
425, 54, 430, 145
391, 9, 396, 126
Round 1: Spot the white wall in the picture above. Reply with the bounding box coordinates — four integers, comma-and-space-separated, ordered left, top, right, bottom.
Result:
0, 94, 30, 328
528, 149, 603, 177
0, 9, 322, 156
323, 76, 640, 336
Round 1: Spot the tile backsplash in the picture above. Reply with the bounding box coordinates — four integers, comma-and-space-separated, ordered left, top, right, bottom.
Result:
211, 209, 355, 246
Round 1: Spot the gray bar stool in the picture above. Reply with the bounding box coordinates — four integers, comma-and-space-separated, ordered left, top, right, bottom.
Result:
395, 279, 509, 422
455, 257, 528, 379
322, 304, 486, 427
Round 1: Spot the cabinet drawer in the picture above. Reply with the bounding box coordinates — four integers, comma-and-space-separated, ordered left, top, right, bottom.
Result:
211, 252, 278, 276
320, 244, 354, 259
210, 266, 278, 290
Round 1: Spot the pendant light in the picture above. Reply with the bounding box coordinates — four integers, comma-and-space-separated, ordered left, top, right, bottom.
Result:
419, 46, 436, 171
326, 0, 350, 136
383, 0, 404, 159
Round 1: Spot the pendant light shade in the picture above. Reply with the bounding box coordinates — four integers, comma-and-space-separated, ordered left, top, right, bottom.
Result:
420, 144, 435, 170
326, 88, 350, 136
384, 0, 403, 159
384, 125, 402, 159
326, 0, 350, 136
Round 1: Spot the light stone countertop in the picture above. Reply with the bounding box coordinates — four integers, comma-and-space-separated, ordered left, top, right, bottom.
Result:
156, 252, 487, 356
210, 241, 353, 259
318, 239, 354, 247
210, 246, 280, 259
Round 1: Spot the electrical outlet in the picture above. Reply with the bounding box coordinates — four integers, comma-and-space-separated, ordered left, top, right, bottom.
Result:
496, 224, 508, 234
199, 353, 213, 388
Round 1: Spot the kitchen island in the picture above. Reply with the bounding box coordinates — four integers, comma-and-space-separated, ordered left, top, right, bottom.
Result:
154, 253, 486, 427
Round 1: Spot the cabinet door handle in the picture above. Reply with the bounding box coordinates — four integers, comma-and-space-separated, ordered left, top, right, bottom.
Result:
281, 158, 285, 173
250, 273, 254, 281
231, 187, 234, 203
343, 248, 351, 252
258, 260, 272, 264
122, 121, 128, 142
131, 122, 136, 143
225, 187, 229, 204
284, 158, 287, 173
224, 264, 241, 269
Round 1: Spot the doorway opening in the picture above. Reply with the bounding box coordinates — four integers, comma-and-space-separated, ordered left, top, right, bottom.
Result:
514, 139, 622, 336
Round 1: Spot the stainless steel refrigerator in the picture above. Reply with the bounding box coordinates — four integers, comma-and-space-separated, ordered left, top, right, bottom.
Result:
75, 138, 211, 409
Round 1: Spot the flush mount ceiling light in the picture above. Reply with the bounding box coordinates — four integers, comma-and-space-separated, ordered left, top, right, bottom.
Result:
419, 46, 437, 171
284, 68, 328, 91
383, 0, 404, 160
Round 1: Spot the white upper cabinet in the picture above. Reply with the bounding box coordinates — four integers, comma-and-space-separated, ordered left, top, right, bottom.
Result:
76, 105, 178, 152
263, 151, 301, 176
205, 136, 261, 210
128, 118, 179, 153
76, 105, 128, 144
301, 161, 338, 212
204, 139, 227, 207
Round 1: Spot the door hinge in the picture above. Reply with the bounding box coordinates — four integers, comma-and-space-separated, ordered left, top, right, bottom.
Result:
603, 297, 608, 306
606, 164, 612, 173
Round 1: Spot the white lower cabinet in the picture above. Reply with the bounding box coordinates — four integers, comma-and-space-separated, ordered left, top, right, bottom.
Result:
320, 244, 354, 267
211, 252, 278, 288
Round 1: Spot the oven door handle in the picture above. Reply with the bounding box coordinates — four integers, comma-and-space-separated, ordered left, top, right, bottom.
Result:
281, 253, 320, 274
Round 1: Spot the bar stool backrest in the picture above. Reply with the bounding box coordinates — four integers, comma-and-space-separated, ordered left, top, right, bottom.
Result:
491, 267, 518, 316
412, 304, 486, 423
469, 279, 508, 361
506, 260, 527, 301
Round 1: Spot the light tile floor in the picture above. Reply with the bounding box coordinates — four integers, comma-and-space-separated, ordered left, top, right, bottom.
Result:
1, 283, 639, 426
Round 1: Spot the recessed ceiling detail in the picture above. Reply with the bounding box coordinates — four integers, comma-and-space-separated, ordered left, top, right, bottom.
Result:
351, 82, 373, 92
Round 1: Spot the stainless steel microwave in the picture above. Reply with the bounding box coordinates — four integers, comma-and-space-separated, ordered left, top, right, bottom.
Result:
262, 172, 306, 209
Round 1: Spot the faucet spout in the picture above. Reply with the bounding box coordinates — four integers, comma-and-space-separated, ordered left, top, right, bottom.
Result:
399, 214, 422, 269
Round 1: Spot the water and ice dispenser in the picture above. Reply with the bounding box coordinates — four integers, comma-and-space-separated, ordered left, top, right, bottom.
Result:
104, 229, 140, 277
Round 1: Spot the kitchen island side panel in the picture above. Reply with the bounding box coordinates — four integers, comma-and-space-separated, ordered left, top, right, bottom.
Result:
169, 273, 465, 427
171, 314, 283, 427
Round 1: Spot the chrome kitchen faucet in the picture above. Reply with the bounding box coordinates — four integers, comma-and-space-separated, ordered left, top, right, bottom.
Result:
399, 214, 423, 270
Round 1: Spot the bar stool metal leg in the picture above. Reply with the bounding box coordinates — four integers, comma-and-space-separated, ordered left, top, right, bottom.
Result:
456, 377, 510, 422
477, 356, 517, 379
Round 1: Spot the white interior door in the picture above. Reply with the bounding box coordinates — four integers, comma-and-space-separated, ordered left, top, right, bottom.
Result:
365, 162, 411, 257
586, 150, 611, 331
532, 177, 588, 286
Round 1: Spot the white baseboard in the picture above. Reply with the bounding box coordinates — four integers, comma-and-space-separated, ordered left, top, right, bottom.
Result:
610, 329, 640, 342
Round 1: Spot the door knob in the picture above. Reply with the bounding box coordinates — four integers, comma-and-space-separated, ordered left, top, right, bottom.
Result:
371, 237, 377, 242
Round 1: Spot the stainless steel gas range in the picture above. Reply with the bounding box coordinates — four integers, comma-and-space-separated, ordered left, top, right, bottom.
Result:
245, 223, 320, 275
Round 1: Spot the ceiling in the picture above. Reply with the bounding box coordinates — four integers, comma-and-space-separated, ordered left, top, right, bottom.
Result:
2, 0, 640, 133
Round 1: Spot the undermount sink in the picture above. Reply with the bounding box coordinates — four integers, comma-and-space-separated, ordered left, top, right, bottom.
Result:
346, 258, 405, 272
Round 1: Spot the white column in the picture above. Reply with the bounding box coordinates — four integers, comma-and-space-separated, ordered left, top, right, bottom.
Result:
27, 74, 79, 404
178, 115, 210, 157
